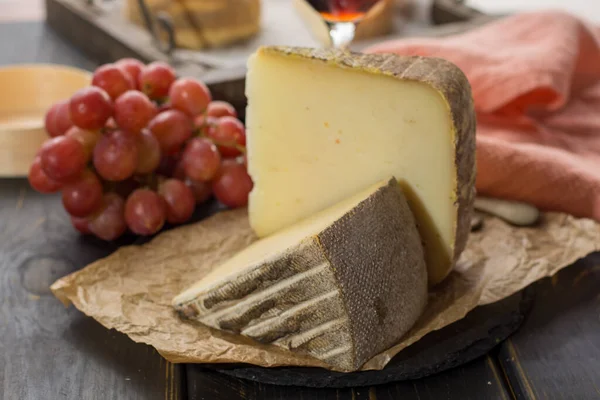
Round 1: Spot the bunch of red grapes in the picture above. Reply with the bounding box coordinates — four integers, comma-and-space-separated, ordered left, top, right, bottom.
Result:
28, 58, 253, 241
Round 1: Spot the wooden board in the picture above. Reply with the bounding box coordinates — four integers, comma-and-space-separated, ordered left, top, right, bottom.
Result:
0, 174, 511, 400
0, 20, 512, 393
3, 16, 600, 400
0, 23, 182, 399
498, 253, 600, 399
44, 0, 318, 74
0, 179, 185, 400
44, 0, 395, 70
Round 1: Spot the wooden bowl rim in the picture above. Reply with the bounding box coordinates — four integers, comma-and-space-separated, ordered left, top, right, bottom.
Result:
0, 63, 92, 78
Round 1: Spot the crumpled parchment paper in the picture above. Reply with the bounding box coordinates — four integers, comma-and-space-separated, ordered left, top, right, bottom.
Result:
51, 209, 600, 372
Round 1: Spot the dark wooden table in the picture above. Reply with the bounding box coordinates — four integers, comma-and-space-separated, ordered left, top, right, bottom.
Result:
1, 20, 600, 400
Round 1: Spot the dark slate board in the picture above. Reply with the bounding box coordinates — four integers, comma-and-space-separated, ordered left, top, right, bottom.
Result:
187, 355, 511, 400
188, 286, 534, 388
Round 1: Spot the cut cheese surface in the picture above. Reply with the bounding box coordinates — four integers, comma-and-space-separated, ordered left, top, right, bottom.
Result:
173, 178, 428, 371
245, 46, 476, 285
183, 179, 388, 291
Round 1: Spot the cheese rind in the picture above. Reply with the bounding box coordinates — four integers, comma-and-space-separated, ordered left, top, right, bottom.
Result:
173, 179, 428, 371
246, 46, 476, 285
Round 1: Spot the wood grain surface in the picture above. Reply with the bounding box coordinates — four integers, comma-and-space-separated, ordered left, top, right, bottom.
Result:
498, 254, 600, 400
0, 177, 510, 400
1, 17, 600, 400
0, 179, 184, 400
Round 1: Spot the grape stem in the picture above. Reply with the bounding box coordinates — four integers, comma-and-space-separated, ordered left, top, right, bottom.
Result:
213, 141, 246, 155
143, 173, 160, 191
193, 127, 246, 155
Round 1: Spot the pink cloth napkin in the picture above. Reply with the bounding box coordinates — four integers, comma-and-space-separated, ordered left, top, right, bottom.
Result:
366, 11, 600, 221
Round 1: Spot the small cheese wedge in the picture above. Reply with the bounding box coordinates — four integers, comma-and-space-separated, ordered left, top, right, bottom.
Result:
293, 0, 393, 45
245, 46, 476, 285
173, 178, 427, 371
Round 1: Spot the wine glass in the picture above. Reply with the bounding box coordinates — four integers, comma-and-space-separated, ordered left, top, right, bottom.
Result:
306, 0, 384, 48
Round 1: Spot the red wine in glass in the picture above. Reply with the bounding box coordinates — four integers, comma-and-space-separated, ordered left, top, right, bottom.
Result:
305, 0, 383, 47
306, 0, 382, 23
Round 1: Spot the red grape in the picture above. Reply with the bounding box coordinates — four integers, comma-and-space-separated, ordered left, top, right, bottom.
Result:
92, 64, 134, 100
158, 179, 195, 224
147, 109, 192, 153
89, 193, 127, 240
207, 101, 237, 118
186, 179, 212, 204
39, 136, 86, 181
28, 157, 62, 193
172, 159, 186, 180
169, 78, 211, 117
93, 129, 139, 181
65, 126, 100, 161
115, 58, 144, 88
45, 100, 72, 137
193, 114, 216, 132
157, 102, 171, 114
212, 159, 253, 208
61, 169, 103, 217
182, 137, 221, 181
206, 116, 246, 157
71, 215, 92, 234
69, 86, 113, 130
156, 154, 179, 176
138, 61, 176, 100
114, 90, 157, 134
113, 178, 140, 199
105, 117, 118, 130
125, 189, 166, 235
136, 129, 161, 174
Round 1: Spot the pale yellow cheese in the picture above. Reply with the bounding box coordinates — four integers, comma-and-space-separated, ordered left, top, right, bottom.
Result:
173, 178, 427, 371
245, 47, 476, 285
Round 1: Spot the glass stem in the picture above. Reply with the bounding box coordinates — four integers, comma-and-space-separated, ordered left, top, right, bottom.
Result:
326, 22, 357, 49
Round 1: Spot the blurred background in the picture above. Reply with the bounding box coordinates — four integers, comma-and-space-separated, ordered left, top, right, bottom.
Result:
1, 0, 599, 72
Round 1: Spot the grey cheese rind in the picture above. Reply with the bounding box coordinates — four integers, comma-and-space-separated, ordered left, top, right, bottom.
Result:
173, 179, 428, 371
259, 46, 476, 285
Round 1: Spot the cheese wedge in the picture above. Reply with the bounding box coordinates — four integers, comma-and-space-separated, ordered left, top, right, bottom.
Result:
173, 178, 427, 371
245, 46, 476, 285
293, 0, 393, 45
